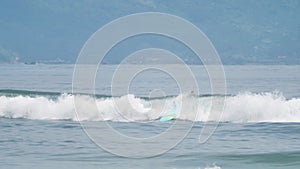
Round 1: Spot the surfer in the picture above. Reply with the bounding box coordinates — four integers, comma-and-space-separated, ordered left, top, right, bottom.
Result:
188, 90, 197, 97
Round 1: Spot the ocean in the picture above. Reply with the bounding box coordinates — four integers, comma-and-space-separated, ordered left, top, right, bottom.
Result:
0, 64, 299, 169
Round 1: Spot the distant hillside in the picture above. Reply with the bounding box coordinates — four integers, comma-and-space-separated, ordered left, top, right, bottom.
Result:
0, 0, 299, 64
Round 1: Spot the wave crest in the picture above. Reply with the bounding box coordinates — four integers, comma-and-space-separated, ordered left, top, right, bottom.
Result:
0, 92, 299, 122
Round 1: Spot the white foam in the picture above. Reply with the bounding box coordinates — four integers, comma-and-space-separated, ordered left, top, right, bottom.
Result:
0, 92, 299, 122
202, 165, 221, 169
221, 92, 300, 122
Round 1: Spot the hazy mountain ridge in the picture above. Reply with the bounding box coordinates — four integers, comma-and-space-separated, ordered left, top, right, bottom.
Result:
0, 0, 299, 64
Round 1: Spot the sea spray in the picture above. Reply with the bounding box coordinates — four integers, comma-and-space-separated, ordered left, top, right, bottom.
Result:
0, 91, 299, 122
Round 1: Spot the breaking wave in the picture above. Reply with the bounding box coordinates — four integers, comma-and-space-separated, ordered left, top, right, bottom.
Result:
0, 90, 299, 122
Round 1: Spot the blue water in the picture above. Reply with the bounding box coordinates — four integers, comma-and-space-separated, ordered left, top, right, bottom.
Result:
0, 64, 300, 169
1, 119, 300, 169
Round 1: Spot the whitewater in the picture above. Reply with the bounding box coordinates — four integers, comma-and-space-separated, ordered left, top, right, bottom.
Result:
1, 91, 299, 122
1, 64, 300, 169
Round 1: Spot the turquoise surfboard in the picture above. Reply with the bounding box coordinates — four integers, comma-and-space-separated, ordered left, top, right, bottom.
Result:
160, 106, 176, 122
159, 114, 176, 122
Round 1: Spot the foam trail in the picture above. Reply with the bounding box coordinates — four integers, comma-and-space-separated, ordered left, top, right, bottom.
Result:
0, 92, 300, 122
